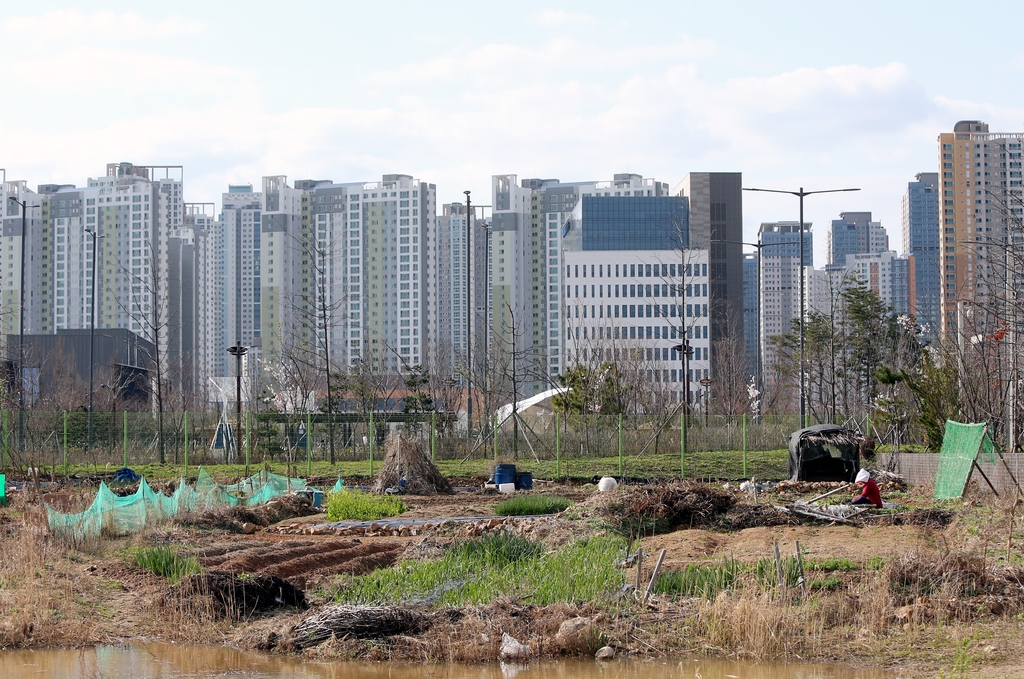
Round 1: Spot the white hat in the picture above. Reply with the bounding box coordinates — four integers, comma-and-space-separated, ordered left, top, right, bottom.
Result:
856, 469, 870, 483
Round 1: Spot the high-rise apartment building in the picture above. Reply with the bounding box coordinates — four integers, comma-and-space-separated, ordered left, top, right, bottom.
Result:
743, 252, 759, 376
758, 221, 812, 364
490, 173, 672, 397
673, 173, 744, 340
0, 176, 43, 343
902, 172, 941, 338
256, 174, 437, 385
938, 120, 1024, 334
843, 251, 916, 316
828, 211, 889, 266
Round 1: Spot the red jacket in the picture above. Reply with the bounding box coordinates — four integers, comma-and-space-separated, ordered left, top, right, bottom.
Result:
853, 479, 883, 508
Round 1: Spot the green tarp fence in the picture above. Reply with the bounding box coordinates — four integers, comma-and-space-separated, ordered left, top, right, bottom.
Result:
46, 467, 306, 543
934, 420, 996, 500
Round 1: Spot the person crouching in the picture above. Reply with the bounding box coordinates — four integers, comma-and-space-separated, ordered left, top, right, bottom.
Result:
851, 469, 883, 508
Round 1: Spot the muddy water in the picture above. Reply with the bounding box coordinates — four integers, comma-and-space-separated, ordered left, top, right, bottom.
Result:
0, 644, 898, 678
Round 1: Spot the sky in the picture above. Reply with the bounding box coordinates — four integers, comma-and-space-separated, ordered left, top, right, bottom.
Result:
3, 0, 1024, 265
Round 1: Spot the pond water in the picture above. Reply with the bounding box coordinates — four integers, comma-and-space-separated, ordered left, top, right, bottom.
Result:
0, 644, 899, 679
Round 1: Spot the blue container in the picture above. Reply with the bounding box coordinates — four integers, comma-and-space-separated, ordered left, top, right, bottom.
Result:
494, 464, 517, 487
516, 472, 533, 490
311, 490, 324, 508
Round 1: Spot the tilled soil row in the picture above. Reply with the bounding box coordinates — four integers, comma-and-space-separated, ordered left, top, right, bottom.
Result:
198, 540, 314, 567
191, 540, 272, 560
197, 539, 401, 582
272, 543, 402, 580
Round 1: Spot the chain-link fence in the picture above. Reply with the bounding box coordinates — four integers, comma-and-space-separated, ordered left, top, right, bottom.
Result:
0, 409, 891, 481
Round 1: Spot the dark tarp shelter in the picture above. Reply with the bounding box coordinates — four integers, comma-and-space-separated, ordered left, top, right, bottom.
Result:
788, 424, 862, 482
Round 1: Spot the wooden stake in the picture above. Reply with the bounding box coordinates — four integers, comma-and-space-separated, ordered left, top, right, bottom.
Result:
804, 484, 852, 505
795, 541, 807, 595
972, 460, 1000, 497
643, 549, 667, 605
773, 541, 785, 593
1009, 493, 1020, 563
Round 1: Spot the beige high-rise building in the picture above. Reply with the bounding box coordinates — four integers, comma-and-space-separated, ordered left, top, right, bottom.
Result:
938, 120, 1024, 334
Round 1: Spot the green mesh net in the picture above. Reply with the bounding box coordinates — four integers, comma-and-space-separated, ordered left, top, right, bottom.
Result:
331, 477, 345, 494
934, 420, 997, 500
46, 466, 307, 543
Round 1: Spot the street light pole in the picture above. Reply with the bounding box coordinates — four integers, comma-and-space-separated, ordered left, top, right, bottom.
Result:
227, 340, 248, 465
85, 227, 103, 458
743, 186, 859, 427
464, 191, 472, 444
8, 196, 37, 455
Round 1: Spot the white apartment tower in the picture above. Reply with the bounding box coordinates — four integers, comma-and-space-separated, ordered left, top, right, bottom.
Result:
490, 173, 671, 397
257, 175, 437, 384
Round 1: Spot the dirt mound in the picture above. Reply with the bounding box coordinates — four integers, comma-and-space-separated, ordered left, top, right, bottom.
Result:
874, 508, 954, 528
194, 538, 403, 587
372, 433, 453, 495
177, 493, 318, 532
613, 481, 734, 534
717, 503, 799, 530
168, 571, 305, 618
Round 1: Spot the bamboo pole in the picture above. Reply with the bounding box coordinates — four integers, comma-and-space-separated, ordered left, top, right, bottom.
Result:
62, 411, 68, 477
122, 411, 128, 468
742, 413, 748, 478
555, 412, 561, 479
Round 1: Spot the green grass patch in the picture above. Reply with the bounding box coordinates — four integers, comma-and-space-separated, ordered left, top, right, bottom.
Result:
493, 495, 572, 516
127, 546, 202, 584
61, 448, 789, 484
867, 555, 887, 570
334, 533, 625, 607
810, 575, 844, 591
326, 490, 406, 521
805, 556, 859, 572
653, 560, 741, 598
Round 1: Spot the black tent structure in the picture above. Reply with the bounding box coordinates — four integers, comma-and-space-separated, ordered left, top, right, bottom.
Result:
788, 424, 862, 482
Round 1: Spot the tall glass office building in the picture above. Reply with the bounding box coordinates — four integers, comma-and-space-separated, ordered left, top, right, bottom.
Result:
562, 196, 688, 251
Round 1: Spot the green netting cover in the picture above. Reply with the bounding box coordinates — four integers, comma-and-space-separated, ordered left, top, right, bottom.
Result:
934, 420, 997, 500
331, 477, 345, 493
46, 467, 307, 542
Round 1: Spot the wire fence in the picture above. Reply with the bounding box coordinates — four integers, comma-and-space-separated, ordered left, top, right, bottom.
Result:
0, 410, 892, 481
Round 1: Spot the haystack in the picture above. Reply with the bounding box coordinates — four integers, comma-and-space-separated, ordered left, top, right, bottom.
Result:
371, 433, 453, 495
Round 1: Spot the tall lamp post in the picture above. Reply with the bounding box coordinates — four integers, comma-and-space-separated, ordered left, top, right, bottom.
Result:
717, 239, 801, 414
84, 227, 104, 457
742, 186, 859, 427
463, 190, 473, 443
699, 377, 714, 427
227, 341, 248, 464
8, 196, 37, 454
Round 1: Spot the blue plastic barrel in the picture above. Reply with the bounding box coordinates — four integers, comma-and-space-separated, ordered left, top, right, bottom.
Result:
494, 464, 517, 487
516, 472, 533, 490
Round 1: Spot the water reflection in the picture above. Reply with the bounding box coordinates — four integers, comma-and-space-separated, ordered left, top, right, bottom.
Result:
0, 644, 898, 679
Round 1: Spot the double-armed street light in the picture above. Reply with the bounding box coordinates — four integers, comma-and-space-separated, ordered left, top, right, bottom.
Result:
742, 186, 860, 427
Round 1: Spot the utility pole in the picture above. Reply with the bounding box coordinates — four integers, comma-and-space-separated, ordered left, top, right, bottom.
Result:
464, 191, 473, 444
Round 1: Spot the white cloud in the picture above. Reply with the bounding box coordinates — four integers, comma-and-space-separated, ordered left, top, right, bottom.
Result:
1, 10, 204, 40
535, 9, 597, 27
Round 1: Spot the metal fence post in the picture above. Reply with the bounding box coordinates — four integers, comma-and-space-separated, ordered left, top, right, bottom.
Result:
2, 410, 7, 471
63, 410, 68, 477
681, 410, 687, 479
555, 412, 561, 479
306, 410, 312, 477
184, 411, 189, 477
369, 412, 375, 477
742, 413, 748, 478
493, 412, 498, 461
430, 411, 436, 462
122, 411, 128, 468
245, 411, 251, 476
618, 413, 623, 477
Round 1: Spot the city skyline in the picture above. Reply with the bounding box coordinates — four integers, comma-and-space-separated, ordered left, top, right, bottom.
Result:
4, 2, 1024, 267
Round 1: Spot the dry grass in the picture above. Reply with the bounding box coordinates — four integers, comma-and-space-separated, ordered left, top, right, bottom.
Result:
0, 499, 92, 648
